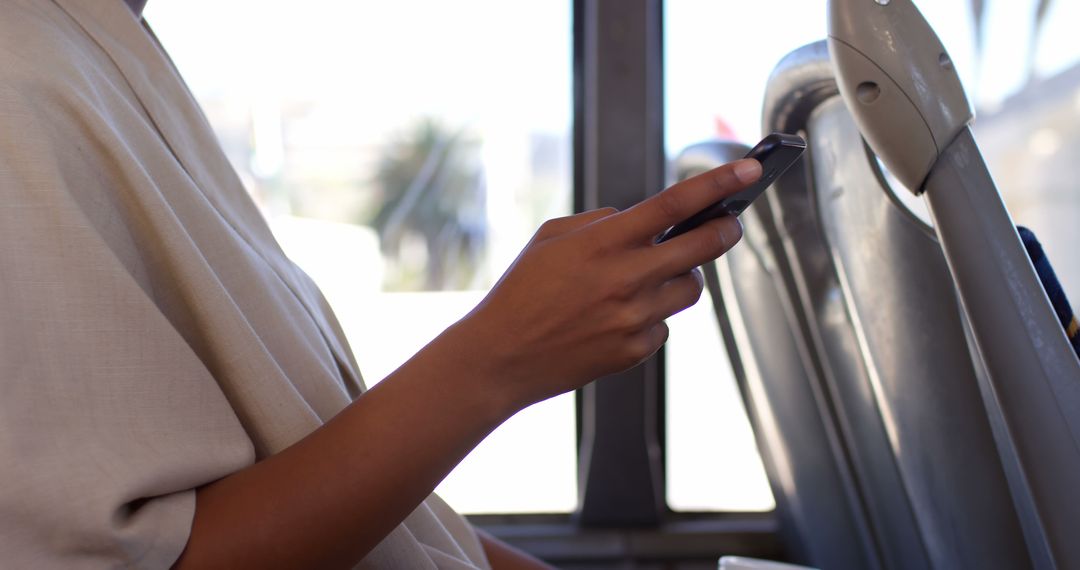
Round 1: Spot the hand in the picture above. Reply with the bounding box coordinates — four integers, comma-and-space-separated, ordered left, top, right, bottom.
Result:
459, 158, 763, 411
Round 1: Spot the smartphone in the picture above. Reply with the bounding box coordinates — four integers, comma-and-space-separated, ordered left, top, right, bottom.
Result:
655, 133, 807, 244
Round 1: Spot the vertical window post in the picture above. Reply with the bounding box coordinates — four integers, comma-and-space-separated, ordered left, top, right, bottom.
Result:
574, 0, 667, 527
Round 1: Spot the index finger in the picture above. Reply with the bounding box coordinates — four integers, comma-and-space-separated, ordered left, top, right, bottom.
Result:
613, 158, 762, 243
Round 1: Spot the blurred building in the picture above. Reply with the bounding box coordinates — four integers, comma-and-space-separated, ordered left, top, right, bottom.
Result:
975, 60, 1080, 302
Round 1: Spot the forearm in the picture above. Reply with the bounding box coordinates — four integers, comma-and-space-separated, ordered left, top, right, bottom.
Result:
173, 319, 513, 569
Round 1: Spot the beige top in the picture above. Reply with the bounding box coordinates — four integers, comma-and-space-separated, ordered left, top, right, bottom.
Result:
0, 1, 489, 568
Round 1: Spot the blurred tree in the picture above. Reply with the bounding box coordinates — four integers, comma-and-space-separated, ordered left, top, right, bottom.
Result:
370, 118, 487, 291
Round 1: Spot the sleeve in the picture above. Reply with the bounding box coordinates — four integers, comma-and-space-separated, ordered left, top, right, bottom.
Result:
424, 494, 491, 569
0, 80, 254, 567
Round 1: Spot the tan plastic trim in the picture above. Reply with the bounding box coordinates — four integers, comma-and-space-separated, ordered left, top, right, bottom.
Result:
827, 0, 973, 193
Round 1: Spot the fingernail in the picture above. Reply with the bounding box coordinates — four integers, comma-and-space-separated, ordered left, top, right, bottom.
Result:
734, 159, 762, 184
723, 217, 744, 246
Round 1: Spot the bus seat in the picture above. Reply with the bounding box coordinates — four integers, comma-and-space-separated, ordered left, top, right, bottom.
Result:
687, 39, 1046, 569
804, 93, 1030, 569
680, 141, 879, 570
828, 0, 1080, 566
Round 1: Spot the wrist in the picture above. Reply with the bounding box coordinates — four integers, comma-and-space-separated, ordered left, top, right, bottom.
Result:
423, 316, 525, 426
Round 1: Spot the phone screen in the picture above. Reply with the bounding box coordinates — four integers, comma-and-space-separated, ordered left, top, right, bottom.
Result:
655, 133, 806, 244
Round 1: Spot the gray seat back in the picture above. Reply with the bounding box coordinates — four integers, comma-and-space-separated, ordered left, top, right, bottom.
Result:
805, 94, 1030, 569
826, 0, 1080, 566
686, 40, 1035, 569
681, 142, 878, 570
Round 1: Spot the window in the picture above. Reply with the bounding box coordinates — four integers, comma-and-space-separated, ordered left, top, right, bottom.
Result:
146, 0, 575, 514
970, 0, 1080, 304
663, 0, 829, 513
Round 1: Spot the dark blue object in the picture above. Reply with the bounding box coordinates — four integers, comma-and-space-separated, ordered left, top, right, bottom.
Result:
1017, 226, 1080, 357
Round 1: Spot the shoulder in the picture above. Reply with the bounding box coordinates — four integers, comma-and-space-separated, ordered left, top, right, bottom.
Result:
0, 0, 138, 139
0, 1, 91, 86
0, 0, 144, 174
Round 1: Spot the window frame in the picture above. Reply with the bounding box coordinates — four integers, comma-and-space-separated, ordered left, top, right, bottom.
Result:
470, 0, 783, 565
